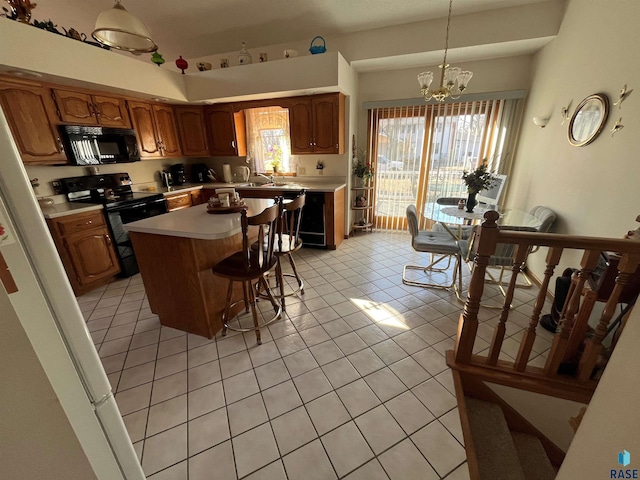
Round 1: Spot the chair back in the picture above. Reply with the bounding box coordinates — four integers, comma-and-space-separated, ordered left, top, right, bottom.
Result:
241, 201, 280, 270
529, 205, 557, 233
279, 192, 306, 253
406, 205, 419, 238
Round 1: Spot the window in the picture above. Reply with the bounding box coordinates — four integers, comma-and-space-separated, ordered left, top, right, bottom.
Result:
244, 106, 292, 173
367, 98, 523, 230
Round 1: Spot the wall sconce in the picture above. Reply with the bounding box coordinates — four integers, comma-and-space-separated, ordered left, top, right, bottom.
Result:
532, 116, 550, 128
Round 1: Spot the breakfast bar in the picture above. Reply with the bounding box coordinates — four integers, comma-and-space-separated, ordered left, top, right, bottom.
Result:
125, 198, 274, 338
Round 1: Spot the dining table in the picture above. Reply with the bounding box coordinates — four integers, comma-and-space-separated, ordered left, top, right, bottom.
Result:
424, 202, 543, 239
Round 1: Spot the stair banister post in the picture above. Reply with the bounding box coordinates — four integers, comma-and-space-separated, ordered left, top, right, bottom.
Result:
515, 247, 563, 371
578, 253, 640, 381
544, 249, 600, 376
487, 242, 529, 365
455, 210, 500, 364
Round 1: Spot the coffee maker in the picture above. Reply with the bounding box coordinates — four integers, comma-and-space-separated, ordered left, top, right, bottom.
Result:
169, 164, 187, 185
191, 163, 209, 183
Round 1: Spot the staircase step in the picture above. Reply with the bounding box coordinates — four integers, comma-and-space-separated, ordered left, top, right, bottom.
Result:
466, 397, 526, 480
511, 432, 557, 480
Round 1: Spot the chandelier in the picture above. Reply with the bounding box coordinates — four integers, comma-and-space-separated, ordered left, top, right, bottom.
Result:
417, 0, 472, 102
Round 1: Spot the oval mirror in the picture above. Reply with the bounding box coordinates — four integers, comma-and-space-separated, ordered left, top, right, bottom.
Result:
568, 93, 609, 147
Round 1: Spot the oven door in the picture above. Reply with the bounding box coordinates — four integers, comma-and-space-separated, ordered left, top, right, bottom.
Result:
106, 197, 168, 277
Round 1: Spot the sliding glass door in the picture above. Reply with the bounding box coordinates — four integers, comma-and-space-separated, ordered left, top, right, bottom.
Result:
367, 98, 522, 230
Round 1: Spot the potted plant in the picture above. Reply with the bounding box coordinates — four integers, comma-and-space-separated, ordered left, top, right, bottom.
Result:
461, 161, 496, 212
266, 144, 282, 173
353, 149, 374, 186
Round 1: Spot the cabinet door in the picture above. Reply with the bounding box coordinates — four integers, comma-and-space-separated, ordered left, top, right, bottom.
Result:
63, 227, 120, 286
312, 94, 341, 154
128, 101, 162, 158
0, 82, 67, 164
205, 105, 238, 156
153, 105, 182, 157
93, 95, 131, 128
175, 106, 209, 156
289, 98, 314, 154
52, 89, 97, 124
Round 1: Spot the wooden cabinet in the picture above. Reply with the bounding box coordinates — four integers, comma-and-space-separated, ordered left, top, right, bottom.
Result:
47, 210, 120, 296
289, 93, 344, 155
175, 106, 209, 156
204, 104, 246, 156
52, 89, 131, 128
128, 101, 182, 158
0, 79, 67, 165
351, 185, 374, 233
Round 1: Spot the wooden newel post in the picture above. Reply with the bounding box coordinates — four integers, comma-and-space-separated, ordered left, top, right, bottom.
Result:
455, 211, 500, 364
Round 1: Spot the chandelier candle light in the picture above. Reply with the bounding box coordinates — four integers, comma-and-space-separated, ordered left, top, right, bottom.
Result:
417, 0, 472, 102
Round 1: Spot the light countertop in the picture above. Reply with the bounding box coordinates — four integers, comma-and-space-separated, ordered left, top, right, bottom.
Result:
133, 180, 346, 196
40, 202, 104, 219
124, 198, 276, 240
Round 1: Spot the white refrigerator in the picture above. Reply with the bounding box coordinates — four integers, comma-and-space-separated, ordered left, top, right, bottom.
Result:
0, 111, 145, 479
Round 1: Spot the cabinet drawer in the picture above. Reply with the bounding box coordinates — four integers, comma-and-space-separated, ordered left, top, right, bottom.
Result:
166, 192, 192, 211
53, 211, 106, 236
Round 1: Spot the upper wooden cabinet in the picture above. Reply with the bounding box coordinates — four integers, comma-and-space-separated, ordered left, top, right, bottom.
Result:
0, 79, 67, 165
289, 93, 344, 155
52, 89, 131, 128
128, 100, 182, 158
175, 106, 209, 156
204, 104, 246, 156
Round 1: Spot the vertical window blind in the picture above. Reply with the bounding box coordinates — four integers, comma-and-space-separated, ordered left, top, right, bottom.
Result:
366, 97, 523, 231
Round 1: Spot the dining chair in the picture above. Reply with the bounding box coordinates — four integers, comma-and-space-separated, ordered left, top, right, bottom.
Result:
211, 201, 282, 344
258, 192, 306, 312
403, 204, 463, 293
460, 205, 557, 296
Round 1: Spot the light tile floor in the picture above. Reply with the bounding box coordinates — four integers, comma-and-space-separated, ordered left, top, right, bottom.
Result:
77, 231, 554, 480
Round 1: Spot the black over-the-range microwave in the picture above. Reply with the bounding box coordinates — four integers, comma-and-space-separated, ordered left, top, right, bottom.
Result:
59, 125, 141, 165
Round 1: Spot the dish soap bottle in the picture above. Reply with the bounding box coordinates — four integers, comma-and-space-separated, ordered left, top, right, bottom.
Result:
238, 42, 252, 65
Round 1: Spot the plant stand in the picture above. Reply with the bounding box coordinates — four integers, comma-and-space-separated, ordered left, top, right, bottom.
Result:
351, 184, 374, 234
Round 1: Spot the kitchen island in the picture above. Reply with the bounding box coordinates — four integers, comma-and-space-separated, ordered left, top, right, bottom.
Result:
124, 198, 275, 338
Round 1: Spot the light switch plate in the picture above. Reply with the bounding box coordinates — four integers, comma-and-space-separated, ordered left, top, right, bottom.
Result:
298, 166, 307, 175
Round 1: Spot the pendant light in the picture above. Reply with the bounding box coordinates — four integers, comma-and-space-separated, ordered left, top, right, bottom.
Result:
417, 0, 472, 102
92, 0, 158, 53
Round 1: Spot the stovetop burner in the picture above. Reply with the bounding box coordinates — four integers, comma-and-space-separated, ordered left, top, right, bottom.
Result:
58, 173, 165, 210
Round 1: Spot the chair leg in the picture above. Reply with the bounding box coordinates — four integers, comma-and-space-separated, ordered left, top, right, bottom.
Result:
242, 281, 250, 312
260, 275, 281, 314
222, 280, 234, 337
287, 253, 304, 295
247, 280, 261, 345
276, 258, 286, 312
403, 253, 458, 289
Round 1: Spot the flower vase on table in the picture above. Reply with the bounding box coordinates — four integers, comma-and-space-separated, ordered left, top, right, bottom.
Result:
466, 192, 477, 213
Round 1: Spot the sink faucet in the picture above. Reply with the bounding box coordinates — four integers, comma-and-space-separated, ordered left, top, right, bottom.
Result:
253, 173, 272, 184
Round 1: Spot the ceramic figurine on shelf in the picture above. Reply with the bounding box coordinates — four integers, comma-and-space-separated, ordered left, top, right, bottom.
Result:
175, 55, 188, 74
238, 42, 252, 65
151, 52, 165, 66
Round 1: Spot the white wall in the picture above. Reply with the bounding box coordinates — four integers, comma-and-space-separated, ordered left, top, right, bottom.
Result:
510, 0, 640, 277
509, 1, 640, 473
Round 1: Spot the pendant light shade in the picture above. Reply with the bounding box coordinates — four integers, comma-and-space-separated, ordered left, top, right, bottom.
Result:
92, 1, 157, 53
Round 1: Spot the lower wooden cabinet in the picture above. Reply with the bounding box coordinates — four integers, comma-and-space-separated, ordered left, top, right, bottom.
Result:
47, 210, 120, 296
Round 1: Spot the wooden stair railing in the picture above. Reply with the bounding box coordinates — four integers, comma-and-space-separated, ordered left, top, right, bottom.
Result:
451, 211, 640, 398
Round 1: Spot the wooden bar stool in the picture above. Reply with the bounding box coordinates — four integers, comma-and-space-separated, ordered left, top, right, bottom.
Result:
211, 201, 282, 344
258, 192, 306, 312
